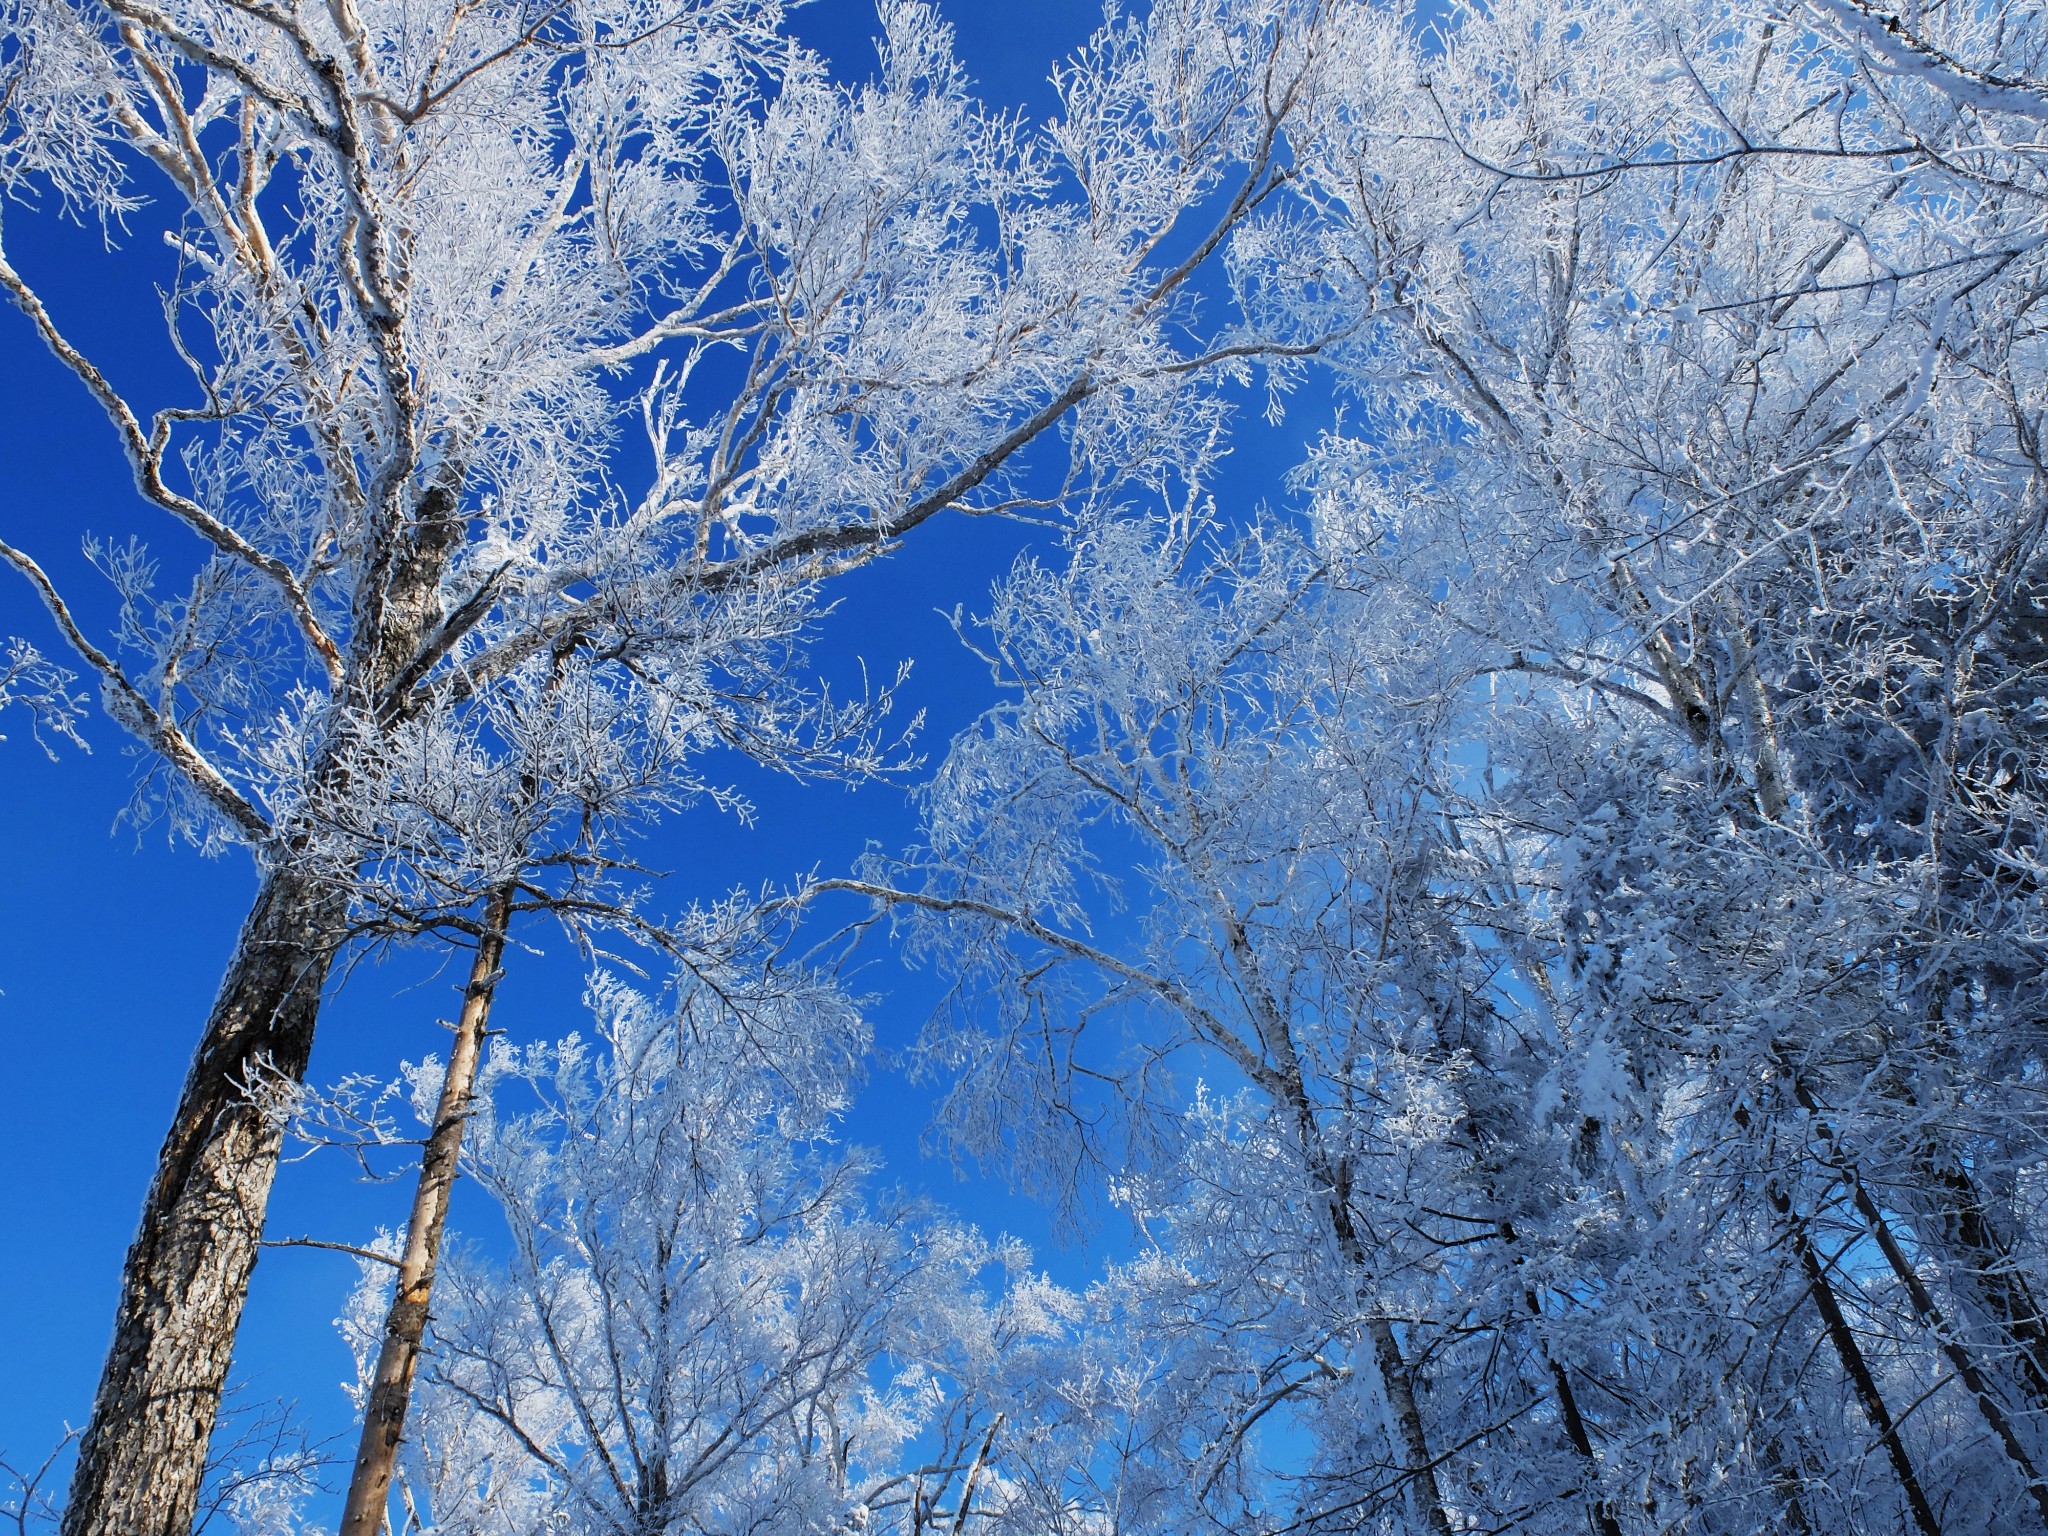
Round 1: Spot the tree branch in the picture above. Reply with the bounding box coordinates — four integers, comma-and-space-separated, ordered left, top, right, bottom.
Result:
0, 240, 344, 685
0, 538, 270, 840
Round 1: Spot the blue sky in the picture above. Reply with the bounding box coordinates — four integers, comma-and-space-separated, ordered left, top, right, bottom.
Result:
0, 0, 1328, 1494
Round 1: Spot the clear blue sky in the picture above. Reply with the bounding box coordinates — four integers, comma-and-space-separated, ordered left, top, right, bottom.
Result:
0, 0, 1326, 1491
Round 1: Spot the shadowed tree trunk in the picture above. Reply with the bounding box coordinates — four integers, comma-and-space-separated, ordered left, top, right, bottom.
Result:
339, 886, 512, 1536
63, 493, 463, 1536
1733, 1099, 1943, 1536
1780, 1063, 2048, 1525
1770, 1177, 1943, 1536
60, 866, 343, 1536
1525, 1288, 1625, 1536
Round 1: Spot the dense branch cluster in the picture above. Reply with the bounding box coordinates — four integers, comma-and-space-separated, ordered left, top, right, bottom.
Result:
864, 2, 2048, 1531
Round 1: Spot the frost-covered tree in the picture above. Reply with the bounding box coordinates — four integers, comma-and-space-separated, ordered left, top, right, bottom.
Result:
332, 960, 1019, 1536
849, 517, 1639, 1534
0, 0, 1345, 1526
860, 1, 2048, 1531
1269, 0, 2048, 1525
856, 511, 2036, 1532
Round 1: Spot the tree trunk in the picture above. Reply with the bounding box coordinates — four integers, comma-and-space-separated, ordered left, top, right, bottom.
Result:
1783, 1066, 2048, 1526
338, 888, 510, 1536
1758, 1430, 1815, 1534
1525, 1290, 1625, 1536
62, 496, 463, 1536
1733, 1099, 1941, 1536
1888, 988, 2048, 1426
60, 865, 343, 1536
1311, 1152, 1454, 1536
1773, 1182, 1943, 1536
1361, 1317, 1454, 1536
1917, 1148, 2048, 1412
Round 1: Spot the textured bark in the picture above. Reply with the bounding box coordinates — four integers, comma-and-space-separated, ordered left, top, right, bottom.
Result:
1721, 601, 1790, 821
1758, 1432, 1815, 1535
63, 482, 461, 1536
60, 865, 343, 1536
339, 888, 511, 1536
1358, 1314, 1454, 1536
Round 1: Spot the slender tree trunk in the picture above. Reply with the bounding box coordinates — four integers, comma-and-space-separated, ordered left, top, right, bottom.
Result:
1772, 1181, 1943, 1536
1851, 1175, 2048, 1527
339, 887, 512, 1536
1311, 1153, 1454, 1536
1720, 601, 1790, 821
1525, 1290, 1625, 1536
1275, 1085, 1454, 1536
1733, 1099, 1941, 1536
60, 865, 343, 1536
1916, 1146, 2048, 1408
1783, 1066, 2048, 1525
1891, 989, 2048, 1423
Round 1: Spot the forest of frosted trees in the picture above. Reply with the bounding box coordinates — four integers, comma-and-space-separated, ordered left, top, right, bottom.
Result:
1, 0, 2046, 1531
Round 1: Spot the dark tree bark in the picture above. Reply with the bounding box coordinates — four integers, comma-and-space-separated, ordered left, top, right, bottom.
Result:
62, 495, 462, 1536
1527, 1294, 1625, 1536
60, 866, 344, 1536
1781, 1065, 2048, 1526
1773, 1182, 1943, 1536
1758, 1431, 1815, 1535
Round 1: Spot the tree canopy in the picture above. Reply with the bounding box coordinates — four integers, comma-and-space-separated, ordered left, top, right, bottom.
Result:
5, 1, 2048, 1533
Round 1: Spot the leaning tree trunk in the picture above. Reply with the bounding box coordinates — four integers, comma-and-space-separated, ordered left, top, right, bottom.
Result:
1780, 1062, 2048, 1523
1734, 1100, 1943, 1536
1777, 1184, 1944, 1536
339, 888, 511, 1536
1298, 1129, 1455, 1536
62, 488, 464, 1536
60, 864, 344, 1536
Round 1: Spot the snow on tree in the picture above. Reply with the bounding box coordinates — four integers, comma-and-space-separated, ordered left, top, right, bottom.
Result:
844, 0, 2048, 1530
11, 0, 2048, 1530
0, 0, 1346, 1527
320, 948, 1022, 1536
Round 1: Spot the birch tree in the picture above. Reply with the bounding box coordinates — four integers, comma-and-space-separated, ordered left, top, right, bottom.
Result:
853, 509, 2035, 1531
844, 516, 1596, 1534
333, 956, 1018, 1536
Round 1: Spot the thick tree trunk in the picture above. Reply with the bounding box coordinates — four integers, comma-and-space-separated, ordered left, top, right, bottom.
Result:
62, 491, 462, 1536
61, 864, 343, 1536
338, 889, 510, 1536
